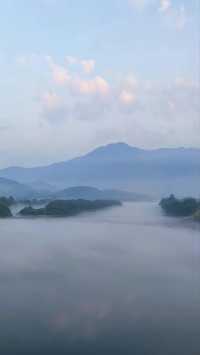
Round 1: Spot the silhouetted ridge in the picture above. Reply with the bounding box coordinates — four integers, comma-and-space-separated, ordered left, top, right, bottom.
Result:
0, 142, 200, 196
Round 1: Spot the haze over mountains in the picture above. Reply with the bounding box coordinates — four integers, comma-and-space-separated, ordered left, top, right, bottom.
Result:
0, 177, 35, 199
0, 143, 200, 198
53, 186, 150, 202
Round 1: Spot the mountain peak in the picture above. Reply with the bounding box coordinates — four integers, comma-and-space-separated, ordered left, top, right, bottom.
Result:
84, 142, 141, 159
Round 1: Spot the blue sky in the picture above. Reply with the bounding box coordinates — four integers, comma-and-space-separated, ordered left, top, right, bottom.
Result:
0, 0, 199, 167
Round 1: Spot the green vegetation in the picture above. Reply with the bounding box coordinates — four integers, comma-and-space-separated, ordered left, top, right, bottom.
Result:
0, 196, 14, 217
0, 203, 12, 217
193, 210, 200, 222
0, 196, 15, 207
19, 206, 45, 216
19, 198, 50, 205
160, 194, 200, 219
19, 199, 122, 217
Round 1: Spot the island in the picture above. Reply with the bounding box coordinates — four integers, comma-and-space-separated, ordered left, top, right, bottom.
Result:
0, 202, 12, 217
193, 210, 200, 222
19, 199, 122, 217
160, 194, 200, 220
0, 196, 15, 207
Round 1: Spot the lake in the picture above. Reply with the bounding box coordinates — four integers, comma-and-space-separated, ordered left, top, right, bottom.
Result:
0, 202, 200, 354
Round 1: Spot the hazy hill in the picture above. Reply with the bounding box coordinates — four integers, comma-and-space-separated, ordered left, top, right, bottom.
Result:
54, 186, 151, 201
0, 177, 36, 199
19, 199, 121, 217
0, 143, 200, 196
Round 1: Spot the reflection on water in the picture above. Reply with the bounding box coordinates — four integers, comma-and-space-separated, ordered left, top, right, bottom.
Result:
0, 202, 200, 354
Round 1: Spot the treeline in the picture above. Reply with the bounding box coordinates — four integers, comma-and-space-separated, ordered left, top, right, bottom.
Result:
19, 199, 122, 217
0, 197, 122, 218
160, 195, 200, 220
0, 196, 15, 207
0, 196, 15, 217
0, 196, 51, 218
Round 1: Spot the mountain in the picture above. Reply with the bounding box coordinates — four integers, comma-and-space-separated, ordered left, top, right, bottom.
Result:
0, 177, 36, 199
53, 186, 151, 201
0, 143, 200, 196
54, 186, 103, 200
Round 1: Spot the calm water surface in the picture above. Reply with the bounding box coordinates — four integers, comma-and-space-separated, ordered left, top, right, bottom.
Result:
0, 202, 200, 354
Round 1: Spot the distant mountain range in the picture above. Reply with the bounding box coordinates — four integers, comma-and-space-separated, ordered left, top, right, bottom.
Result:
0, 177, 35, 199
53, 186, 151, 202
0, 143, 200, 197
0, 179, 150, 202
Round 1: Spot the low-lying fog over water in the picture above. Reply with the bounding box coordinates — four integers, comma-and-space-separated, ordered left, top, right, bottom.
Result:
0, 202, 200, 354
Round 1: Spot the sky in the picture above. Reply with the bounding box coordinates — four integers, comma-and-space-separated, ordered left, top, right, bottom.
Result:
0, 0, 199, 168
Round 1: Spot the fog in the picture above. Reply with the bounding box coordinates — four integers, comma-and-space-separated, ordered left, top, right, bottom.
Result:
0, 202, 200, 354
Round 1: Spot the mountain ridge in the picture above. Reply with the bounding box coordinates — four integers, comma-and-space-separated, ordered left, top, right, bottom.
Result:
53, 185, 151, 202
0, 143, 200, 196
2, 142, 200, 170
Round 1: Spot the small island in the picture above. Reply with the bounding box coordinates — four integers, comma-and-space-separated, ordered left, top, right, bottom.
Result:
0, 202, 12, 218
0, 196, 15, 207
193, 210, 200, 222
19, 199, 122, 217
0, 196, 16, 218
160, 194, 200, 221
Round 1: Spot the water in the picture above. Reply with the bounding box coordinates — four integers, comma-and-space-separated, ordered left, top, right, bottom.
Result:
0, 202, 200, 354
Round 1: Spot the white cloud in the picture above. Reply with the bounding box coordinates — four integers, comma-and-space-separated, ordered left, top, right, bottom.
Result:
175, 77, 198, 89
65, 56, 78, 65
11, 53, 200, 166
47, 58, 109, 96
129, 0, 188, 31
80, 59, 95, 74
122, 75, 139, 90
44, 57, 200, 150
42, 91, 62, 110
2, 71, 199, 167
47, 57, 70, 86
41, 91, 69, 123
65, 56, 95, 74
72, 76, 110, 96
119, 90, 137, 105
159, 2, 188, 31
159, 0, 171, 13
